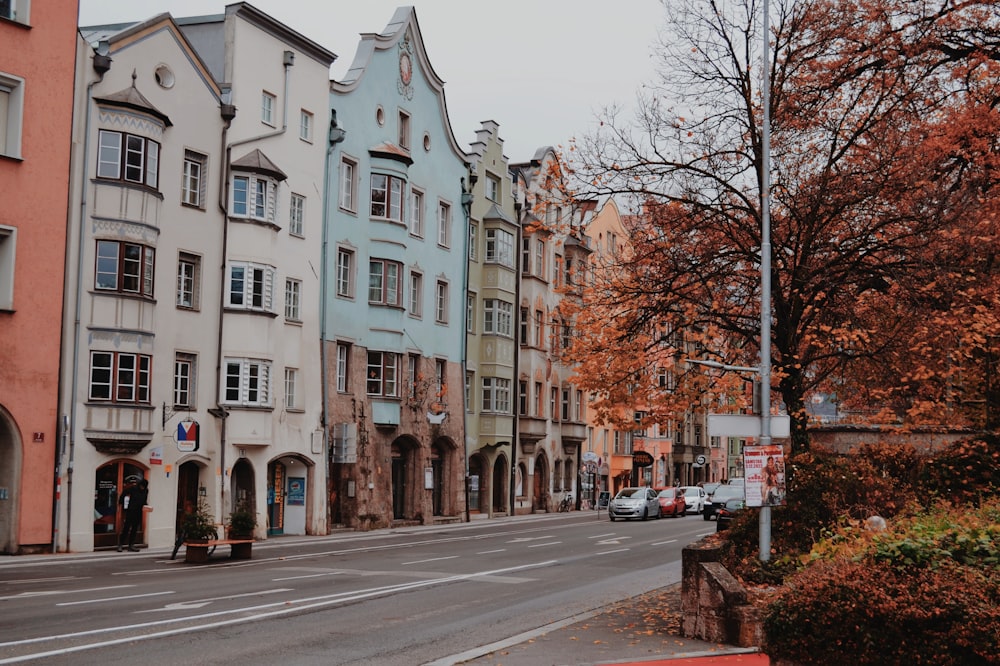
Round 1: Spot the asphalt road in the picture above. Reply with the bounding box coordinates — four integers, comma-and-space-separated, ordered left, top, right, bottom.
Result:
0, 511, 716, 665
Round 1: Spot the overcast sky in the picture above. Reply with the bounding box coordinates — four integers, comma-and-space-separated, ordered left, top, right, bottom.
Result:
77, 0, 664, 162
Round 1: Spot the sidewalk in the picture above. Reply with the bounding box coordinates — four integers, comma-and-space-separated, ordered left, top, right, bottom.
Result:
440, 583, 768, 666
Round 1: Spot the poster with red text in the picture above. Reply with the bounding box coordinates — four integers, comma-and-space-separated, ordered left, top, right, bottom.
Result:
743, 444, 786, 508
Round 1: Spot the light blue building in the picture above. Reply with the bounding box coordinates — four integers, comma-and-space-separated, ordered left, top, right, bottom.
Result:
323, 8, 471, 529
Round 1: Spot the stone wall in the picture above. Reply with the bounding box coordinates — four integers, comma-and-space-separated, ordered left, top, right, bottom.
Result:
681, 536, 762, 648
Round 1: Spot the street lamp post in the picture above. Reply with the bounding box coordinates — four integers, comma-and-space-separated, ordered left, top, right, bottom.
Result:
759, 0, 774, 563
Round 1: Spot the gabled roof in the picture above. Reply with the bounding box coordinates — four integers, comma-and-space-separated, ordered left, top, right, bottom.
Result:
231, 148, 287, 181
94, 72, 172, 127
483, 203, 513, 224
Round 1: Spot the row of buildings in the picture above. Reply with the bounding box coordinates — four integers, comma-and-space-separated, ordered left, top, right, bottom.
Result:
0, 1, 727, 555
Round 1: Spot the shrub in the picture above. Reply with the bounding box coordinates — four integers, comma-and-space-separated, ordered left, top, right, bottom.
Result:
919, 434, 1000, 506
763, 558, 1000, 665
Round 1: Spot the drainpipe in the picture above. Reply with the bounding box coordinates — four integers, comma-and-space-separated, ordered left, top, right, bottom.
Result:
212, 50, 294, 516
320, 109, 346, 530
461, 174, 474, 523
60, 43, 112, 552
509, 201, 522, 517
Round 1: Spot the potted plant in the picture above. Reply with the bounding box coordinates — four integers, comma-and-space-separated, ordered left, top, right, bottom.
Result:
181, 499, 217, 563
227, 501, 257, 539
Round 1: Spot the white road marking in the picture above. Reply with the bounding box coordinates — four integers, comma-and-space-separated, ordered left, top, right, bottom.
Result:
594, 548, 630, 555
527, 541, 561, 548
57, 591, 174, 606
137, 588, 293, 613
401, 555, 459, 565
0, 585, 134, 601
476, 549, 506, 554
650, 539, 677, 546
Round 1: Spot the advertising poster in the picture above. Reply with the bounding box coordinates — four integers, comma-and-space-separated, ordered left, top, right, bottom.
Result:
286, 477, 305, 506
743, 444, 786, 508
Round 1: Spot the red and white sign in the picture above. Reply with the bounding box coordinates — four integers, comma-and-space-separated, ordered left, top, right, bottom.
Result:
177, 420, 199, 452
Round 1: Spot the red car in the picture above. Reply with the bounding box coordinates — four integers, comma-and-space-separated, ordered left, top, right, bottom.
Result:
655, 487, 687, 517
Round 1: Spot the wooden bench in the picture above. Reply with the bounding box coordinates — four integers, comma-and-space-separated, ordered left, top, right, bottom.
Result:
183, 538, 253, 563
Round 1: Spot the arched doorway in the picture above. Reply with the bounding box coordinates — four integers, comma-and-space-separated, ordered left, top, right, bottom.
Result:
267, 456, 308, 536
533, 452, 549, 512
93, 460, 147, 549
174, 460, 207, 533
391, 437, 418, 520
0, 407, 21, 554
231, 458, 256, 529
468, 453, 485, 514
492, 453, 508, 514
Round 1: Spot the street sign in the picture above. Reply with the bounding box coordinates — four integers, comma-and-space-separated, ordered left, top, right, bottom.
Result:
176, 420, 199, 452
706, 414, 790, 438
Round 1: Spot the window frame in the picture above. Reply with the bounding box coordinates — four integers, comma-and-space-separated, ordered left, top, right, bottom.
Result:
95, 239, 155, 298
284, 277, 301, 321
288, 193, 305, 236
299, 109, 313, 142
408, 188, 425, 237
339, 155, 358, 213
409, 270, 423, 317
336, 343, 350, 393
88, 350, 152, 404
485, 173, 500, 202
284, 367, 299, 409
181, 150, 206, 208
482, 298, 513, 337
227, 261, 275, 312
231, 173, 274, 222
485, 228, 514, 268
366, 351, 399, 397
481, 377, 511, 414
336, 247, 355, 299
370, 173, 405, 222
97, 129, 160, 189
176, 251, 200, 309
0, 225, 14, 310
468, 223, 478, 261
437, 201, 451, 248
261, 91, 276, 126
173, 352, 196, 408
223, 358, 272, 407
435, 280, 449, 324
368, 258, 403, 306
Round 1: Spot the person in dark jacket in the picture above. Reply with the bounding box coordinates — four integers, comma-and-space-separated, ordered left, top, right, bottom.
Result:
118, 478, 149, 552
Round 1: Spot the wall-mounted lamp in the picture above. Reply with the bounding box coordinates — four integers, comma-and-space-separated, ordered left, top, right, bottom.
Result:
328, 109, 346, 145
198, 486, 207, 497
92, 39, 112, 75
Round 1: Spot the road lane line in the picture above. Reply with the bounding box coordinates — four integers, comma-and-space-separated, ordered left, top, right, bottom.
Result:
272, 572, 344, 581
0, 585, 134, 601
594, 548, 630, 555
0, 560, 559, 663
1, 577, 83, 585
651, 539, 677, 546
476, 549, 506, 554
57, 591, 175, 606
401, 555, 459, 565
527, 541, 562, 548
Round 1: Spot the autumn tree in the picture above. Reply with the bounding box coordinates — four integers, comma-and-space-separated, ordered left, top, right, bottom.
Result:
566, 0, 1000, 453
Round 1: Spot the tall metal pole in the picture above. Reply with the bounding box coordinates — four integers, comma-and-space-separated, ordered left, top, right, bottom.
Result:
759, 0, 773, 562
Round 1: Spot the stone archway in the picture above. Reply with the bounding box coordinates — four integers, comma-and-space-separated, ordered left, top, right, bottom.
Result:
0, 406, 21, 554
533, 451, 549, 512
492, 453, 509, 515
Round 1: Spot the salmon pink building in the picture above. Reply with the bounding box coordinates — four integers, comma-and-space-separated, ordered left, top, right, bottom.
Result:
0, 0, 80, 553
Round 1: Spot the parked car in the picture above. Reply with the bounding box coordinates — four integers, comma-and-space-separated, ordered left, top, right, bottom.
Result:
716, 498, 747, 531
608, 487, 661, 521
654, 487, 687, 517
700, 482, 722, 497
704, 484, 745, 520
680, 486, 707, 514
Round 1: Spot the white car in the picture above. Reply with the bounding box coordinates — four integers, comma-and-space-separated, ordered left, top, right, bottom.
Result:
608, 487, 661, 521
680, 486, 707, 514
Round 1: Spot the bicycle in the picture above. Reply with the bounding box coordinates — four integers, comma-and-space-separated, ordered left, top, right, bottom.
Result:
170, 524, 218, 560
558, 495, 573, 512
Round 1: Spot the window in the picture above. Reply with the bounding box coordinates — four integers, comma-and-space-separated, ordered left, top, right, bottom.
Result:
231, 174, 273, 222
534, 310, 544, 347
227, 262, 275, 311
466, 293, 475, 333
465, 371, 473, 411
0, 226, 14, 310
95, 240, 155, 298
181, 150, 206, 207
97, 129, 159, 189
336, 343, 349, 392
485, 228, 514, 267
408, 354, 419, 399
435, 280, 449, 323
174, 352, 196, 408
284, 368, 298, 408
550, 387, 558, 420
481, 377, 511, 413
409, 271, 423, 317
289, 193, 305, 236
284, 278, 301, 321
176, 251, 200, 309
562, 320, 572, 349
0, 75, 19, 157
435, 358, 447, 396
518, 380, 528, 415
576, 390, 584, 421
554, 255, 564, 287
519, 308, 529, 344
339, 156, 357, 213
437, 201, 451, 247
366, 351, 398, 396
483, 299, 513, 337
534, 239, 545, 278
0, 0, 28, 25
224, 358, 271, 407
398, 110, 410, 150
261, 91, 276, 125
535, 381, 543, 416
299, 110, 313, 142
369, 259, 402, 306
370, 173, 404, 222
408, 188, 424, 236
336, 247, 354, 298
562, 387, 571, 420
89, 351, 151, 403
521, 237, 531, 275
468, 223, 478, 261
486, 173, 500, 202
